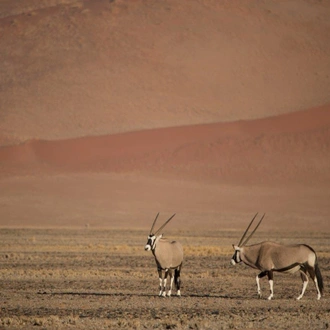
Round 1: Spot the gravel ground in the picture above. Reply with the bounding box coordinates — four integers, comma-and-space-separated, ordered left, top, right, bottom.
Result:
0, 228, 329, 329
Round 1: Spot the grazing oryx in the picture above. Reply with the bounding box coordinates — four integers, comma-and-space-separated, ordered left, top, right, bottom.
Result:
231, 213, 323, 300
144, 213, 183, 297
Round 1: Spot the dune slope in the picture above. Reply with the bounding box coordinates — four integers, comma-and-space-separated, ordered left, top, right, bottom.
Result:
1, 0, 330, 144
1, 105, 329, 185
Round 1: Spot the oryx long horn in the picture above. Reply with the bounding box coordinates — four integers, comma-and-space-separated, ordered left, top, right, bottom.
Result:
155, 213, 176, 235
238, 213, 259, 247
150, 212, 160, 234
241, 213, 265, 247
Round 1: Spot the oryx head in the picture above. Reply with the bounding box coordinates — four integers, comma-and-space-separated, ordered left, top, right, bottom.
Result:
144, 213, 176, 251
231, 213, 265, 265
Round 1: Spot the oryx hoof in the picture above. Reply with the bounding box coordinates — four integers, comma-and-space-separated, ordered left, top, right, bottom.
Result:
166, 291, 172, 297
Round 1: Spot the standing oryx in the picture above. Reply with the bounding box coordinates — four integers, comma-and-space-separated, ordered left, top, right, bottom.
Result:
231, 213, 323, 300
144, 213, 183, 297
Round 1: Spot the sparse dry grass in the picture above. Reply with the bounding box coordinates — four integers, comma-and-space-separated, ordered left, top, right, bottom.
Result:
0, 228, 329, 329
184, 245, 232, 256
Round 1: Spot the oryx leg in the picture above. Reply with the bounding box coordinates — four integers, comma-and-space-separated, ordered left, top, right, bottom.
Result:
267, 271, 274, 300
167, 269, 174, 297
256, 271, 268, 298
175, 266, 182, 296
296, 269, 309, 300
158, 268, 169, 297
306, 266, 322, 300
157, 268, 163, 296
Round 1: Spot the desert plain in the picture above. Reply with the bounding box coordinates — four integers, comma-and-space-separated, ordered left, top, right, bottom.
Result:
0, 0, 330, 329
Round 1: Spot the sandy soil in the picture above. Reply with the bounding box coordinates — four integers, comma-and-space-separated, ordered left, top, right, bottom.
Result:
0, 229, 329, 329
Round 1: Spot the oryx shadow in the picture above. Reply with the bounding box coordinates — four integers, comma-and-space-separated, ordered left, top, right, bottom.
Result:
38, 291, 233, 299
187, 293, 235, 299
38, 291, 154, 297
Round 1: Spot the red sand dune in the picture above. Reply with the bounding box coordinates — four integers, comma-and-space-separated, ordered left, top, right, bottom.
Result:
1, 104, 329, 185
1, 0, 330, 145
1, 0, 330, 229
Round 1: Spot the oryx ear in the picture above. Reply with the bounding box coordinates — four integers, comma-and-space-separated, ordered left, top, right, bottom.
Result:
233, 245, 240, 250
155, 234, 163, 244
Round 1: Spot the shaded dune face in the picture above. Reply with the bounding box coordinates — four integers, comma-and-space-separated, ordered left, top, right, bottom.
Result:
0, 105, 329, 185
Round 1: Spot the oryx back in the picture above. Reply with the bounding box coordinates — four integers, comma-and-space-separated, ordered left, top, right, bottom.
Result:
154, 238, 183, 270
256, 242, 317, 273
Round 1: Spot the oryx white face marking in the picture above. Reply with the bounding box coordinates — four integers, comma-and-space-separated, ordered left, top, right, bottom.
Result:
145, 235, 156, 251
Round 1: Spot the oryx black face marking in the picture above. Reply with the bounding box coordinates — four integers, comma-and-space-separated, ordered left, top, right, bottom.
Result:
144, 213, 183, 297
231, 213, 323, 300
231, 248, 242, 265
145, 235, 156, 251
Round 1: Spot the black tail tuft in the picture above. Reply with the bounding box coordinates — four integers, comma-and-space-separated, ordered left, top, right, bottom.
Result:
315, 263, 324, 294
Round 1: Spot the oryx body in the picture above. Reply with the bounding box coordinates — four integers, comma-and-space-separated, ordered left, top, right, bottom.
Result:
231, 214, 323, 300
145, 213, 183, 297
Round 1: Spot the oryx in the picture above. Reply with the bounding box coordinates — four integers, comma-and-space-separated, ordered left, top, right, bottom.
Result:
231, 213, 323, 300
144, 213, 183, 297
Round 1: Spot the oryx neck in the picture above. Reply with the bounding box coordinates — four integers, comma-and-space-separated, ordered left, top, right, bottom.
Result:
239, 245, 261, 269
151, 234, 163, 251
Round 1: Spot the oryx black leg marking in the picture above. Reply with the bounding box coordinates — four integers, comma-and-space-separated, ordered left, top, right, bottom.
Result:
158, 267, 169, 297
256, 271, 267, 298
306, 265, 322, 299
267, 270, 274, 300
167, 269, 173, 296
157, 267, 163, 296
175, 265, 182, 296
297, 266, 308, 300
162, 269, 169, 297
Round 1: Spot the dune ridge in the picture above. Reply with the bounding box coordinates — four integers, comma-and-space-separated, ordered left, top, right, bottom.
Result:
1, 105, 329, 184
